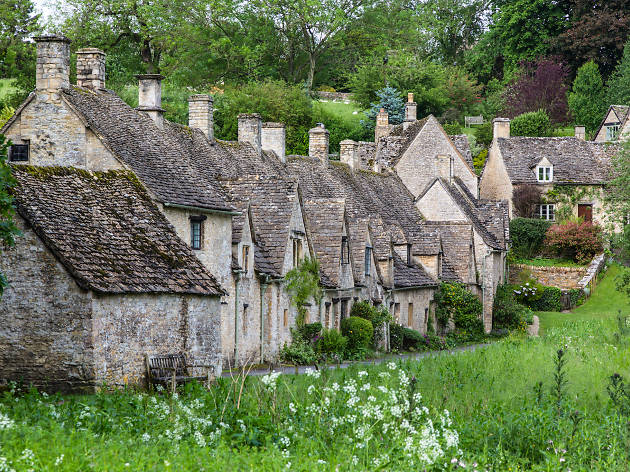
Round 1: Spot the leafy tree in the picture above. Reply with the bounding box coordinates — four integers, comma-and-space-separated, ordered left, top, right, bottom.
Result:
512, 184, 542, 218
361, 86, 404, 131
511, 110, 552, 137
284, 258, 323, 327
606, 140, 630, 264
568, 61, 607, 134
0, 135, 20, 297
607, 41, 630, 106
502, 58, 569, 124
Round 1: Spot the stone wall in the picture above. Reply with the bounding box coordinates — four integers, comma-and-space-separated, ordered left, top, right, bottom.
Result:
509, 264, 587, 290
316, 91, 352, 102
391, 287, 435, 334
0, 216, 95, 391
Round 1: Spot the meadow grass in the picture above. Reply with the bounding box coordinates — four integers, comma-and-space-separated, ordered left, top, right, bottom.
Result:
0, 79, 17, 102
1, 265, 629, 471
313, 100, 365, 126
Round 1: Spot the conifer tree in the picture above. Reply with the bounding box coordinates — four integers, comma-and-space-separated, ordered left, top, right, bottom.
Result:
568, 61, 607, 134
361, 86, 405, 131
607, 41, 630, 106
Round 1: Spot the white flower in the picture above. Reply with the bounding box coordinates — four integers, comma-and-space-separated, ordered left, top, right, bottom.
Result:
54, 455, 64, 466
387, 361, 397, 370
279, 436, 290, 448
307, 385, 316, 395
194, 430, 206, 448
141, 433, 151, 442
0, 412, 14, 430
289, 403, 297, 414
0, 457, 16, 472
164, 460, 171, 467
351, 456, 359, 465
358, 370, 368, 378
305, 368, 321, 379
317, 459, 327, 464
261, 371, 282, 390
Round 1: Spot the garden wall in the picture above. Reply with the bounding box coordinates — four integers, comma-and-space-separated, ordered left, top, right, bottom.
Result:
509, 264, 587, 290
316, 91, 353, 102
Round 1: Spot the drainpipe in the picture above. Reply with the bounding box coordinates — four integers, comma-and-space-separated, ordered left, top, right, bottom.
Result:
233, 272, 242, 365
260, 275, 270, 362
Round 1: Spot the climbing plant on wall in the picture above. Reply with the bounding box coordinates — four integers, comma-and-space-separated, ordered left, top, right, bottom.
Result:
284, 257, 323, 327
0, 134, 20, 297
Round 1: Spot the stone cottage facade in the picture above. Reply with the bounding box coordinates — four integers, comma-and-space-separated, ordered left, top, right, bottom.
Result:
0, 166, 224, 391
480, 118, 620, 227
593, 105, 630, 142
1, 36, 510, 387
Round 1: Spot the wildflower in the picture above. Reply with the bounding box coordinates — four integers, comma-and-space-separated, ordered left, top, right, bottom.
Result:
0, 457, 15, 472
164, 460, 171, 467
317, 459, 326, 464
261, 371, 282, 391
124, 463, 130, 467
0, 412, 14, 430
387, 361, 397, 370
351, 456, 359, 465
54, 455, 64, 466
141, 433, 151, 442
358, 370, 368, 378
305, 368, 321, 379
289, 403, 297, 414
307, 385, 316, 395
559, 458, 566, 463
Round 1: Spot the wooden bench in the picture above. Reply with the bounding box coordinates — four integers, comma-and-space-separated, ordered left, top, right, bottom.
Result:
145, 354, 215, 391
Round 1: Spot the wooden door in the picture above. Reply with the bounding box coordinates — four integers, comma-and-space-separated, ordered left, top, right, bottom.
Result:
578, 204, 593, 223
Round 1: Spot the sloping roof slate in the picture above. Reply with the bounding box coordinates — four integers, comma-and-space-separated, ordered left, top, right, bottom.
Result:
392, 252, 437, 288
12, 166, 224, 296
449, 135, 474, 168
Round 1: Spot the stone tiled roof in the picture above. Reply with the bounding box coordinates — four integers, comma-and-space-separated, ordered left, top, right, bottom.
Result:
449, 135, 474, 168
427, 222, 474, 284
496, 137, 619, 185
302, 198, 347, 288
392, 252, 437, 288
376, 118, 429, 167
61, 87, 234, 212
11, 166, 224, 296
221, 176, 299, 278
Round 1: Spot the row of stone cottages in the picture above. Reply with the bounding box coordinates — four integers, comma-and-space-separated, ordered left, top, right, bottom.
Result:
1, 35, 515, 391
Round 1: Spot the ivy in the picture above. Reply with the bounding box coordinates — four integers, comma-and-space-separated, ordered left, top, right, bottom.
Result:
434, 282, 484, 341
0, 134, 21, 298
284, 258, 323, 328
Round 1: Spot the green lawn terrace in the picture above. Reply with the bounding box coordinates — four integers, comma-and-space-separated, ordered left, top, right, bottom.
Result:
0, 265, 629, 470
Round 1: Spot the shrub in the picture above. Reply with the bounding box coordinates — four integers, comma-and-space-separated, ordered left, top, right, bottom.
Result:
512, 185, 542, 218
473, 148, 488, 175
350, 301, 392, 348
316, 328, 347, 359
544, 222, 604, 264
511, 110, 552, 137
389, 323, 404, 351
280, 339, 316, 365
473, 121, 493, 146
510, 218, 553, 259
340, 316, 374, 353
492, 284, 532, 330
527, 286, 562, 312
298, 322, 322, 342
442, 122, 463, 134
402, 327, 424, 350
434, 283, 484, 340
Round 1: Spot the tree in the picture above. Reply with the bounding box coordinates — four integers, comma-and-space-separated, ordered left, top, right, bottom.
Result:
607, 41, 630, 106
284, 258, 323, 327
568, 61, 607, 134
361, 86, 404, 131
0, 135, 20, 297
606, 140, 630, 237
511, 110, 552, 137
502, 58, 569, 124
513, 184, 542, 218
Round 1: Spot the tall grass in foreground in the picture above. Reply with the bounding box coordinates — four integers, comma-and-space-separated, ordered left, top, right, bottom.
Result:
1, 266, 629, 471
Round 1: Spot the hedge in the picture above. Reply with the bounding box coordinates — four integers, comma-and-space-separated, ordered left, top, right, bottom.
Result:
525, 286, 562, 312
389, 323, 404, 351
340, 317, 373, 352
510, 218, 553, 258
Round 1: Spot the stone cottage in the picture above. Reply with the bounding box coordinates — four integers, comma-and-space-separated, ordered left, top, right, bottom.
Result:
593, 105, 630, 142
480, 118, 620, 227
0, 166, 224, 391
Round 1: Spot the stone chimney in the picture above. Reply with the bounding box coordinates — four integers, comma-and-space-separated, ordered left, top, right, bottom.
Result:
136, 74, 165, 128
493, 117, 510, 140
34, 35, 71, 100
76, 48, 106, 90
404, 93, 417, 129
309, 123, 329, 163
437, 154, 453, 184
375, 108, 389, 142
188, 94, 214, 139
575, 126, 586, 140
238, 113, 262, 155
261, 122, 286, 163
340, 139, 358, 170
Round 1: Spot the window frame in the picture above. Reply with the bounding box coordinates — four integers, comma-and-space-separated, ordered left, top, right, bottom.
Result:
364, 245, 372, 276
606, 124, 620, 141
189, 215, 207, 250
536, 204, 555, 221
341, 236, 350, 265
536, 165, 553, 182
9, 143, 29, 162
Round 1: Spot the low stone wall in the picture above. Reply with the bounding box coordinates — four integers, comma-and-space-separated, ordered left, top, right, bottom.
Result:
316, 91, 353, 102
577, 253, 606, 291
509, 264, 587, 290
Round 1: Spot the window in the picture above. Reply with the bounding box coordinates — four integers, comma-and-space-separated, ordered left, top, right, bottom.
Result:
325, 303, 331, 327
340, 299, 348, 319
394, 303, 400, 323
536, 165, 552, 182
424, 308, 429, 324
364, 246, 372, 276
606, 125, 620, 141
9, 144, 29, 162
406, 244, 412, 265
407, 303, 413, 328
536, 204, 555, 221
292, 239, 303, 268
190, 221, 202, 249
341, 236, 350, 264
242, 245, 250, 273
283, 309, 289, 328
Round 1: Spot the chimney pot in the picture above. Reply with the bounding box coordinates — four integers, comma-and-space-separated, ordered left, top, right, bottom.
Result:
407, 93, 414, 103
238, 113, 262, 155
262, 122, 286, 162
492, 117, 511, 140
339, 139, 358, 170
575, 126, 586, 140
136, 74, 165, 128
34, 35, 71, 99
188, 94, 214, 139
309, 124, 329, 163
76, 48, 106, 90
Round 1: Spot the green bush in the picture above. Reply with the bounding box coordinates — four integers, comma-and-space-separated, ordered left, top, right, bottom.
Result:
298, 322, 322, 342
389, 323, 404, 351
350, 301, 392, 348
442, 122, 463, 134
280, 339, 316, 365
511, 110, 552, 137
434, 283, 484, 340
492, 284, 531, 330
528, 286, 562, 312
568, 288, 585, 308
473, 121, 493, 146
341, 316, 374, 352
510, 218, 553, 259
402, 328, 423, 350
316, 328, 347, 358
350, 300, 375, 321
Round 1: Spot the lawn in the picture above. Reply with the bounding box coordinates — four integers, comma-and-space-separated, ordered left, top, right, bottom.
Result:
1, 265, 629, 471
0, 78, 17, 102
313, 100, 365, 127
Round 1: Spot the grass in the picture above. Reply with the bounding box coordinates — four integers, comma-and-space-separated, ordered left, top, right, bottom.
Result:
0, 79, 17, 102
514, 256, 585, 268
313, 100, 365, 127
1, 265, 630, 470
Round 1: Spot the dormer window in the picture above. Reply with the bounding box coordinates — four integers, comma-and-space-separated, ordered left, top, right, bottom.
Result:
606, 125, 620, 141
341, 236, 350, 265
364, 246, 372, 276
537, 165, 552, 182
189, 215, 206, 250
9, 143, 29, 162
292, 238, 303, 268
